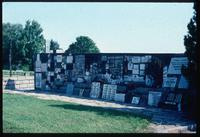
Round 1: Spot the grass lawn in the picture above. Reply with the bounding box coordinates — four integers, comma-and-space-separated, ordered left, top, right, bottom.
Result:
3, 93, 150, 133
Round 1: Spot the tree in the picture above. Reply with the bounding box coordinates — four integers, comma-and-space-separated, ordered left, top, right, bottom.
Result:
3, 23, 24, 69
182, 2, 198, 119
183, 2, 198, 89
145, 57, 163, 88
3, 20, 46, 71
65, 36, 100, 54
50, 39, 60, 53
21, 20, 46, 67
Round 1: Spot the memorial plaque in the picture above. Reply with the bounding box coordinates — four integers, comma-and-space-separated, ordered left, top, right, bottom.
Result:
63, 64, 66, 69
168, 57, 188, 74
132, 64, 139, 74
128, 62, 133, 70
102, 84, 108, 99
57, 74, 61, 79
50, 72, 54, 76
67, 55, 73, 63
36, 67, 41, 72
57, 55, 62, 62
145, 55, 152, 62
163, 77, 177, 88
133, 64, 139, 69
66, 83, 74, 95
102, 84, 117, 100
41, 63, 47, 72
55, 68, 61, 73
54, 55, 57, 61
132, 75, 145, 82
36, 73, 42, 88
141, 56, 146, 63
148, 91, 162, 107
36, 61, 41, 68
132, 69, 139, 74
132, 56, 141, 63
145, 75, 154, 86
114, 93, 125, 102
90, 82, 101, 99
131, 97, 140, 104
47, 75, 51, 81
140, 70, 145, 75
178, 75, 189, 89
110, 85, 117, 100
140, 64, 145, 70
163, 66, 168, 78
101, 55, 107, 61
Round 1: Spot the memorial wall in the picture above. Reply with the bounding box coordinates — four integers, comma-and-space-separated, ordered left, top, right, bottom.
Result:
34, 53, 189, 111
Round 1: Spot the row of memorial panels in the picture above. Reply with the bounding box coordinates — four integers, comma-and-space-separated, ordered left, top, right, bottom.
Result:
35, 72, 188, 90
35, 53, 189, 90
35, 53, 188, 74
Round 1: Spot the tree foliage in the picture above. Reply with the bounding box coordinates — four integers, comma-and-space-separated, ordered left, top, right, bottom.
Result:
50, 39, 60, 53
65, 36, 100, 54
182, 2, 198, 119
182, 2, 198, 89
3, 23, 24, 66
145, 57, 163, 88
3, 20, 46, 70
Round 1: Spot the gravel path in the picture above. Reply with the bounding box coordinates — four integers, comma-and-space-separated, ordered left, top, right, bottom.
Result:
3, 89, 196, 133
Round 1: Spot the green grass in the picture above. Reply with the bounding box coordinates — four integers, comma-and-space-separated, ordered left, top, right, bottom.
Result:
3, 93, 150, 133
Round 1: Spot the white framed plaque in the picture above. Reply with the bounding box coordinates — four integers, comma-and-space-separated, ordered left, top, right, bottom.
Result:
67, 55, 73, 63
132, 56, 141, 63
57, 55, 62, 62
168, 57, 188, 74
140, 64, 145, 70
132, 97, 140, 104
132, 64, 139, 74
163, 77, 177, 88
132, 69, 139, 74
41, 63, 47, 72
35, 67, 41, 72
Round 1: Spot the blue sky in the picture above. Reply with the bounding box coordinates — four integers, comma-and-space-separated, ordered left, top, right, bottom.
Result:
3, 2, 193, 53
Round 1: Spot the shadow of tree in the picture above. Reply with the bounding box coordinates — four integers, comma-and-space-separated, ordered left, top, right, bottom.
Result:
48, 103, 150, 120
48, 103, 195, 127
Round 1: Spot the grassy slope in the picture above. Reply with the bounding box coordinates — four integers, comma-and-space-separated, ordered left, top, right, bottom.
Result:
3, 93, 150, 133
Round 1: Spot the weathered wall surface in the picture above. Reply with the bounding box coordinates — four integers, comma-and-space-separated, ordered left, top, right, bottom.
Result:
34, 53, 189, 111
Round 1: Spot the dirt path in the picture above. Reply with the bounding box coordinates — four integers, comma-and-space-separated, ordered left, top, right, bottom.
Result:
3, 89, 196, 133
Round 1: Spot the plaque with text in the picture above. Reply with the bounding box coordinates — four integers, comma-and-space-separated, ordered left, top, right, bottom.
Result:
163, 77, 177, 88
168, 57, 188, 74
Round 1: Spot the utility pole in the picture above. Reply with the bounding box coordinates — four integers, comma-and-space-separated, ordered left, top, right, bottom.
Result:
9, 39, 12, 77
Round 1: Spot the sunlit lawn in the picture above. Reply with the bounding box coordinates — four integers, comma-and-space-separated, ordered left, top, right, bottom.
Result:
3, 93, 150, 133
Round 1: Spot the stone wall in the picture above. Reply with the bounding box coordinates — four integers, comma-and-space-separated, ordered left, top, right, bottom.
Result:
3, 76, 34, 90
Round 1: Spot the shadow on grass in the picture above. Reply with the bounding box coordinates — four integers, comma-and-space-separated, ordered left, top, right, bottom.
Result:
49, 103, 196, 127
49, 103, 151, 120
